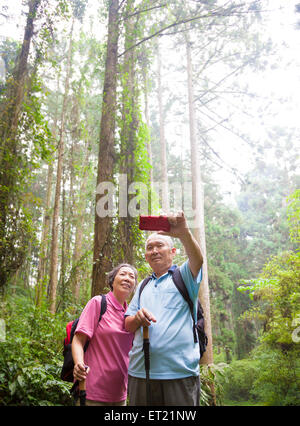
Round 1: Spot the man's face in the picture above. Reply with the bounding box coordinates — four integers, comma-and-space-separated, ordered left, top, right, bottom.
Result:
145, 235, 176, 274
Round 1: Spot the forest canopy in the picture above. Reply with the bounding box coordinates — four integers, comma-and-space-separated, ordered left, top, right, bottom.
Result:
0, 0, 299, 406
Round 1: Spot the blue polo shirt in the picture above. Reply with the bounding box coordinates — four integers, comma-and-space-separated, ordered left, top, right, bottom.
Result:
125, 261, 202, 379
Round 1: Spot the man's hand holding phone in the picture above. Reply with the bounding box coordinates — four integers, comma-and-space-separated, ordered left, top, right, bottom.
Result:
139, 212, 189, 239
139, 215, 171, 232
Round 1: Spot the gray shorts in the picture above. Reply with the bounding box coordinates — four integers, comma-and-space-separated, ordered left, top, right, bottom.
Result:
128, 375, 201, 406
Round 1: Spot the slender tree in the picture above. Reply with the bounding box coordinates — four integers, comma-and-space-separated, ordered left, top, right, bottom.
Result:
185, 32, 216, 404
117, 0, 139, 265
70, 142, 90, 302
35, 158, 54, 306
48, 17, 75, 313
157, 41, 169, 212
48, 0, 88, 312
142, 55, 153, 188
35, 74, 60, 306
185, 34, 213, 362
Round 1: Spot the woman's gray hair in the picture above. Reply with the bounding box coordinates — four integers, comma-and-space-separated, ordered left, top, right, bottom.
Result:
107, 263, 138, 290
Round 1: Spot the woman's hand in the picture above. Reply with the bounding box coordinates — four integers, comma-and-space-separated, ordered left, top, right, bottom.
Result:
73, 362, 90, 381
72, 333, 89, 381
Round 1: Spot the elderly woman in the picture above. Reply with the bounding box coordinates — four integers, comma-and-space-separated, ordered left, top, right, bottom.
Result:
72, 263, 137, 406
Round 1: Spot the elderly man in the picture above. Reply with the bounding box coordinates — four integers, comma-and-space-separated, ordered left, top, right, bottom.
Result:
125, 212, 203, 406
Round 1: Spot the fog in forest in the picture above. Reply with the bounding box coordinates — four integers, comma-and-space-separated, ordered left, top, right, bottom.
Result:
0, 0, 299, 406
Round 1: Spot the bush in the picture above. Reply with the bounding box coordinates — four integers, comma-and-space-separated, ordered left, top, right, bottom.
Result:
220, 359, 260, 403
0, 294, 73, 405
251, 346, 300, 406
200, 363, 229, 406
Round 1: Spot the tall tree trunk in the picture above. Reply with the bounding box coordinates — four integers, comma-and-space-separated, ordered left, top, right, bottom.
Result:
35, 160, 54, 306
66, 88, 85, 302
142, 62, 153, 189
59, 163, 67, 307
91, 0, 119, 297
157, 42, 169, 212
48, 18, 74, 313
185, 34, 215, 404
117, 0, 138, 265
35, 102, 59, 307
71, 144, 90, 302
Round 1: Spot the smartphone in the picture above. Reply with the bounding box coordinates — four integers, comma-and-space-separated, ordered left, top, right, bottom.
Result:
139, 215, 170, 232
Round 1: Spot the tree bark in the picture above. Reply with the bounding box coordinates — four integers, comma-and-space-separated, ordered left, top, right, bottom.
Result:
185, 33, 214, 364
35, 160, 54, 306
71, 144, 90, 302
143, 64, 153, 189
91, 0, 119, 297
157, 42, 169, 212
117, 0, 138, 266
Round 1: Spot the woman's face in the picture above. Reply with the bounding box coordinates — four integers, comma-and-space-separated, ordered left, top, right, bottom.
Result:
112, 266, 136, 302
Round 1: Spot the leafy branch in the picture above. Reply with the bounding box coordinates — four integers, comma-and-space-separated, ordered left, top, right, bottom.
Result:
118, 2, 243, 57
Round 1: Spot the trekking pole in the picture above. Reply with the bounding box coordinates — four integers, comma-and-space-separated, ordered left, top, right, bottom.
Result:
79, 379, 86, 406
143, 326, 151, 406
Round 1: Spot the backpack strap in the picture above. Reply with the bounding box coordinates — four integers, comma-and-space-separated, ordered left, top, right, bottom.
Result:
99, 294, 107, 321
138, 276, 152, 304
169, 267, 198, 344
70, 294, 107, 344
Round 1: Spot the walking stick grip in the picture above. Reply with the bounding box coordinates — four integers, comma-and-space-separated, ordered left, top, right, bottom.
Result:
79, 379, 86, 391
143, 326, 149, 339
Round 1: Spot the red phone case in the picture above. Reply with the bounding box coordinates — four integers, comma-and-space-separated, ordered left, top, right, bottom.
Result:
139, 215, 170, 232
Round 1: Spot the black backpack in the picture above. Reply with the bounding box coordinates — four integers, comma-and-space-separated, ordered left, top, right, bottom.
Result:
60, 295, 107, 383
139, 267, 208, 358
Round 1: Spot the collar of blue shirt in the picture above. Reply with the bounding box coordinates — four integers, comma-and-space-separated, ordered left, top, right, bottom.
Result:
151, 264, 177, 279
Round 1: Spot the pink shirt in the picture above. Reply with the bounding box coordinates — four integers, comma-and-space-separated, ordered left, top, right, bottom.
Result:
75, 292, 134, 402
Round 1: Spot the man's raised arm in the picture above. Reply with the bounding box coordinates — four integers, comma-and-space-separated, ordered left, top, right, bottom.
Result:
158, 211, 203, 278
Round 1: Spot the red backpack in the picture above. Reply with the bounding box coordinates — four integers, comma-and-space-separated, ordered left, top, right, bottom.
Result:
60, 295, 107, 382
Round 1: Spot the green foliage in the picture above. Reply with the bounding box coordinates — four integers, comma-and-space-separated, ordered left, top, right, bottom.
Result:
0, 294, 73, 405
200, 362, 229, 406
0, 39, 21, 81
235, 205, 300, 406
238, 277, 279, 301
238, 250, 300, 349
237, 163, 297, 274
0, 71, 54, 287
219, 359, 260, 403
251, 346, 300, 406
287, 189, 300, 245
202, 178, 254, 359
71, 0, 88, 22
19, 75, 54, 164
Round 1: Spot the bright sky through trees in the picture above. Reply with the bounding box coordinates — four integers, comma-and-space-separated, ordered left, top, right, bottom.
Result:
0, 0, 299, 199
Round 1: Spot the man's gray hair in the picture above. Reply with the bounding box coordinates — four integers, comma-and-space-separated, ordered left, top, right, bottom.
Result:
145, 233, 174, 250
